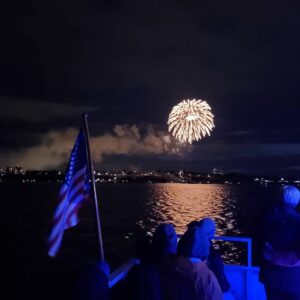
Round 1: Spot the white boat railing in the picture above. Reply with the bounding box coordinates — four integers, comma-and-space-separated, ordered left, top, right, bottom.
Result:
177, 235, 253, 267
214, 236, 252, 267
108, 235, 267, 299
109, 258, 139, 288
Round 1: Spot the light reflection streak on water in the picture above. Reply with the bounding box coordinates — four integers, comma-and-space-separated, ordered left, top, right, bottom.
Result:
138, 183, 243, 264
143, 183, 240, 235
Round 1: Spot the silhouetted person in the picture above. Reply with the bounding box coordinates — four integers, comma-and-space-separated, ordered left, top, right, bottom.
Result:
160, 226, 223, 300
187, 220, 200, 229
198, 218, 231, 293
260, 185, 300, 300
125, 223, 178, 300
152, 223, 177, 261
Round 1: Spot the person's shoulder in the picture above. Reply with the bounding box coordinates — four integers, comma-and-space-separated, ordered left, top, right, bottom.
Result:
286, 206, 300, 217
264, 204, 283, 220
205, 263, 218, 280
173, 255, 193, 270
193, 261, 212, 277
194, 263, 222, 290
205, 267, 223, 299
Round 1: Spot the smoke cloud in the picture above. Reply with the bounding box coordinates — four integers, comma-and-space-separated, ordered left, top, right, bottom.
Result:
6, 125, 186, 170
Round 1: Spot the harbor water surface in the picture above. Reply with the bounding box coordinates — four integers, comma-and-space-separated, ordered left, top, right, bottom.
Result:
6, 182, 285, 281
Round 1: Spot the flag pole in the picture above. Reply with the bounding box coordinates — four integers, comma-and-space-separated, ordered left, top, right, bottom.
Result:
83, 113, 105, 261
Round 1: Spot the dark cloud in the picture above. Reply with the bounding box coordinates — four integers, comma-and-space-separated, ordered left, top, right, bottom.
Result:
0, 97, 97, 122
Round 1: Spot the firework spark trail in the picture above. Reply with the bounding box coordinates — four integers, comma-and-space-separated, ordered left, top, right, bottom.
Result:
168, 99, 215, 144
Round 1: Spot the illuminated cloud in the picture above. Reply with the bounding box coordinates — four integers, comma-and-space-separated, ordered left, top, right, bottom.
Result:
6, 125, 186, 170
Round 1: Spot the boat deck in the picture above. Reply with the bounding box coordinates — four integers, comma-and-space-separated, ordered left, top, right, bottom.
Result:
109, 236, 267, 300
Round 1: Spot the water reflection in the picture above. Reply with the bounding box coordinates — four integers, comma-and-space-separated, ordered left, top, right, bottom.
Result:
135, 183, 243, 264
138, 183, 240, 236
4, 182, 281, 274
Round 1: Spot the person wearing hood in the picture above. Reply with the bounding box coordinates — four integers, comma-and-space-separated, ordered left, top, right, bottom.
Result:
152, 223, 178, 261
160, 226, 223, 300
262, 185, 300, 264
260, 185, 300, 300
125, 223, 178, 300
197, 218, 231, 293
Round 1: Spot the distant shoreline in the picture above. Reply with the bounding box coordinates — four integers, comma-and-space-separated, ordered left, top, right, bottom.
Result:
1, 169, 299, 186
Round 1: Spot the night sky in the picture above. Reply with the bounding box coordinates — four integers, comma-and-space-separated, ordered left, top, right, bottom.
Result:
1, 1, 300, 175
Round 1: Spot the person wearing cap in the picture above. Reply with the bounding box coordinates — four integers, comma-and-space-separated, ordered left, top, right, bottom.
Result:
198, 218, 231, 293
160, 226, 223, 300
260, 185, 300, 300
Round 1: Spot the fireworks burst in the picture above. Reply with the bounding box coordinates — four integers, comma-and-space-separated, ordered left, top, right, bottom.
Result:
168, 99, 215, 144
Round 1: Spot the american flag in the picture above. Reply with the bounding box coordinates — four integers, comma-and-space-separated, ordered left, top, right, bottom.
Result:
48, 129, 91, 257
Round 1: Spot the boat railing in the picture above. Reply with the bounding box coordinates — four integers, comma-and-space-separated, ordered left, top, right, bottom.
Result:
109, 258, 140, 288
177, 234, 252, 267
214, 236, 252, 267
108, 235, 253, 288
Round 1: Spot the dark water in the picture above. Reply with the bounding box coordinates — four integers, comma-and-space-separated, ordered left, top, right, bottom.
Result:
4, 182, 283, 284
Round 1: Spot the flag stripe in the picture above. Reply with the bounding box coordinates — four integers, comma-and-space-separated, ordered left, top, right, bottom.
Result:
47, 129, 91, 257
52, 178, 85, 224
53, 168, 86, 218
49, 182, 86, 244
64, 192, 86, 228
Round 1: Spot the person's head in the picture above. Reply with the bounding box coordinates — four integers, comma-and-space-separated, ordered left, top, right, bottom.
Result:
186, 220, 200, 229
282, 185, 300, 208
198, 217, 216, 240
177, 227, 209, 260
152, 223, 177, 255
